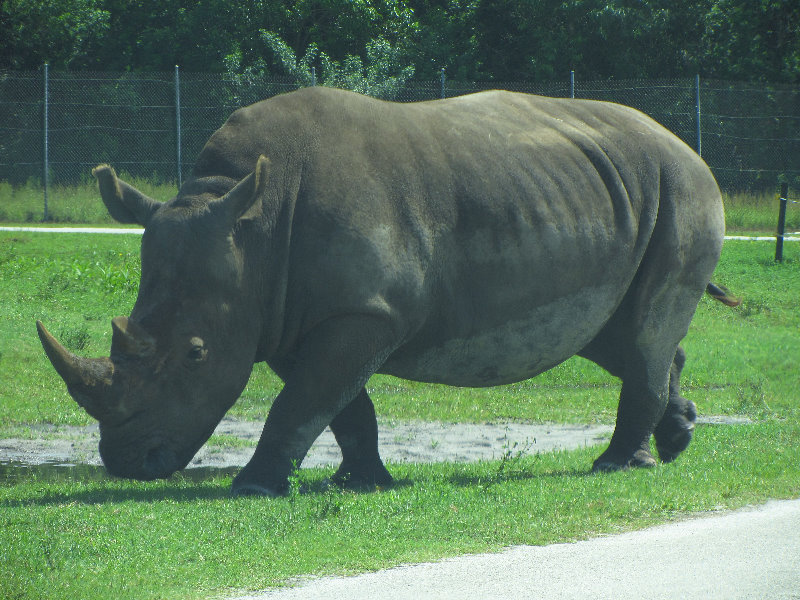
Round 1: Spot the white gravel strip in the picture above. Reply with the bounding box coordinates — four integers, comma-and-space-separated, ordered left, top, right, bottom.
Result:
0, 226, 144, 234
1, 227, 799, 242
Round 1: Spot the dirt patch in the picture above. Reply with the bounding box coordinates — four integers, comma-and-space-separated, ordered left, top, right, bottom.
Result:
0, 419, 613, 469
0, 415, 749, 470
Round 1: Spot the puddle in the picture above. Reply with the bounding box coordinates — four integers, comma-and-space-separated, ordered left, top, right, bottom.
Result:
0, 461, 241, 485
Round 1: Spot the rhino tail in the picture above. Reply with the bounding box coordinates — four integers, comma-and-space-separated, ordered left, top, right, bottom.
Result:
706, 282, 741, 307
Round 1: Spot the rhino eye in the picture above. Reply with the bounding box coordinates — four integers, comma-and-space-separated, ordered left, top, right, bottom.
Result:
187, 337, 208, 362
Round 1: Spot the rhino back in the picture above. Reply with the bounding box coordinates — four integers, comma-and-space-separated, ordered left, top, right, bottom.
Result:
195, 88, 721, 386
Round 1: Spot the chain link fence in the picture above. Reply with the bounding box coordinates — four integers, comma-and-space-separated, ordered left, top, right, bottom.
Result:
1, 68, 798, 214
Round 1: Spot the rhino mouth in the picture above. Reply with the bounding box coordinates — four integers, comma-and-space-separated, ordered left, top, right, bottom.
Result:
141, 446, 181, 480
100, 420, 218, 481
101, 442, 184, 481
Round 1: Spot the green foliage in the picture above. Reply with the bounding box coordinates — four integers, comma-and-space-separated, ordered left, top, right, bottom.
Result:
464, 0, 800, 82
1, 1, 798, 82
702, 0, 800, 81
0, 0, 110, 69
258, 31, 415, 99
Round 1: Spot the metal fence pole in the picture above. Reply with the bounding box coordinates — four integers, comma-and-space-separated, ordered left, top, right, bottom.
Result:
175, 65, 182, 188
311, 67, 316, 86
570, 70, 575, 98
440, 68, 446, 99
776, 183, 789, 262
43, 62, 49, 221
695, 74, 702, 157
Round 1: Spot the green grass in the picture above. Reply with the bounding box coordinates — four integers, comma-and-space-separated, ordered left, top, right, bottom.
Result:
723, 190, 800, 234
1, 232, 798, 599
2, 423, 799, 600
2, 180, 798, 234
0, 233, 141, 426
0, 178, 178, 224
2, 232, 797, 429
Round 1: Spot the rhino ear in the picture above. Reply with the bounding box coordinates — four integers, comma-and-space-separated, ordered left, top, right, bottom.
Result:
212, 155, 270, 227
92, 164, 160, 226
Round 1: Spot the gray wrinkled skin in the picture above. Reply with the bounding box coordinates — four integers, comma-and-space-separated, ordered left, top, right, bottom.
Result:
38, 87, 730, 496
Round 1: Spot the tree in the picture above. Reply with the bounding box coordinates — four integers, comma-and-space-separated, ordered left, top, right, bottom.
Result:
0, 0, 797, 83
701, 0, 800, 82
0, 0, 109, 69
254, 31, 415, 99
402, 0, 480, 80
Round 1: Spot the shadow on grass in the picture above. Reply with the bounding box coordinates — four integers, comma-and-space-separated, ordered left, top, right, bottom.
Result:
2, 456, 602, 507
0, 461, 241, 506
446, 466, 595, 489
2, 461, 420, 506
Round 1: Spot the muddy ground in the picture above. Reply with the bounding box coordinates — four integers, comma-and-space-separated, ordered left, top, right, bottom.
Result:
0, 420, 612, 469
0, 416, 745, 470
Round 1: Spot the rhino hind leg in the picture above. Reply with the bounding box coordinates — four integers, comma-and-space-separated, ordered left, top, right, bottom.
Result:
329, 388, 394, 489
577, 331, 658, 471
653, 346, 697, 463
589, 358, 664, 472
579, 286, 706, 471
587, 345, 697, 471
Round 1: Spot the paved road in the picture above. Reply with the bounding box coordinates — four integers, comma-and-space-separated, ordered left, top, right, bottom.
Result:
234, 498, 800, 600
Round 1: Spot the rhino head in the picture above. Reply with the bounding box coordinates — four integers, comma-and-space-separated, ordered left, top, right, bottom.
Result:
38, 156, 272, 480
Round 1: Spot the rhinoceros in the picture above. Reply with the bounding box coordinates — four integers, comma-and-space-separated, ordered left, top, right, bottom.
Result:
37, 87, 738, 496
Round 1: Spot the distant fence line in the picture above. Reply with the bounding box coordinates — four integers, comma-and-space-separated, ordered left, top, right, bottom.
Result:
1, 67, 798, 215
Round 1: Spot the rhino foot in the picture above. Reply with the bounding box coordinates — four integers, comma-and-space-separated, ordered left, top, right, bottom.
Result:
231, 482, 287, 497
654, 400, 697, 463
331, 459, 394, 491
592, 448, 657, 472
231, 464, 291, 497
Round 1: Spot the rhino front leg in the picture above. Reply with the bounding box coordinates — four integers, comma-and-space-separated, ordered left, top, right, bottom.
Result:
232, 316, 395, 496
329, 388, 394, 489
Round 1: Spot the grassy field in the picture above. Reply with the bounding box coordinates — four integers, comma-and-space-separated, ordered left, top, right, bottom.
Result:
2, 424, 798, 600
0, 230, 798, 599
2, 179, 799, 234
0, 178, 175, 225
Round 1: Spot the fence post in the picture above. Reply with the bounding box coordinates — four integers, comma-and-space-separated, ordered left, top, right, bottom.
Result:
776, 183, 789, 262
440, 68, 446, 99
570, 70, 575, 98
695, 74, 702, 157
175, 65, 182, 188
43, 63, 50, 221
311, 67, 316, 86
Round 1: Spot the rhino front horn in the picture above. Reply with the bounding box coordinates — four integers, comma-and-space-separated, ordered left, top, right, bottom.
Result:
36, 321, 115, 420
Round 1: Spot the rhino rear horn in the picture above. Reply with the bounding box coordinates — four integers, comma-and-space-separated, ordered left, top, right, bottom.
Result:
93, 164, 160, 226
111, 316, 156, 358
36, 321, 115, 420
211, 155, 271, 226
